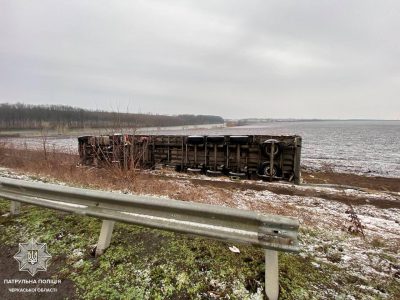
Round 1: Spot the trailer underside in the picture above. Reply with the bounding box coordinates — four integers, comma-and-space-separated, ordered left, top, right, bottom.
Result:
78, 134, 302, 184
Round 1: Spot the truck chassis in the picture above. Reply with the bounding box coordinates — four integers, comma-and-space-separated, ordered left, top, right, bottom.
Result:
78, 134, 302, 183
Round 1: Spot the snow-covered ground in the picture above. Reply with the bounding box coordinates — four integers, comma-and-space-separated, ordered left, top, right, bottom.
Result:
1, 165, 398, 300
2, 120, 400, 178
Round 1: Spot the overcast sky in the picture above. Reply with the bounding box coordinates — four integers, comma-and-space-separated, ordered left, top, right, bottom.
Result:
1, 1, 399, 119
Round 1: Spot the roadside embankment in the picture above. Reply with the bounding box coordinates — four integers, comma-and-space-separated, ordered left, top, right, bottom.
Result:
0, 147, 399, 299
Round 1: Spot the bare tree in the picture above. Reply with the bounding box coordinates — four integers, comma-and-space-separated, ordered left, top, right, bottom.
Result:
40, 126, 49, 160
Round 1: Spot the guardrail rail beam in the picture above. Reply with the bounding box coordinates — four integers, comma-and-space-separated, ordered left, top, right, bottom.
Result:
0, 176, 299, 299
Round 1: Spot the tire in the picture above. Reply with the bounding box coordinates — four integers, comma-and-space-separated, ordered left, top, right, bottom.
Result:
206, 136, 225, 144
187, 168, 202, 174
257, 162, 280, 177
229, 135, 249, 144
187, 136, 205, 145
206, 170, 222, 176
228, 172, 247, 178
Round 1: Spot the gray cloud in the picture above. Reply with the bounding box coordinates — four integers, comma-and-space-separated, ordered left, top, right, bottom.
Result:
1, 0, 399, 119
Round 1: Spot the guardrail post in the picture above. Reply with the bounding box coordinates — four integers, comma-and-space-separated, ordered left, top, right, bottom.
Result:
95, 220, 115, 257
10, 201, 21, 215
265, 249, 279, 300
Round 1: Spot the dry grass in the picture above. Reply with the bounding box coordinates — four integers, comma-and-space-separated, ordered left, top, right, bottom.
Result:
0, 141, 6, 164
0, 145, 136, 191
2, 145, 399, 230
0, 146, 233, 204
0, 145, 301, 223
320, 161, 335, 173
2, 145, 385, 228
1, 148, 399, 299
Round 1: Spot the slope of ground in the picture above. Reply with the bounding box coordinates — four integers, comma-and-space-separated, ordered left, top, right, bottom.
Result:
0, 148, 399, 299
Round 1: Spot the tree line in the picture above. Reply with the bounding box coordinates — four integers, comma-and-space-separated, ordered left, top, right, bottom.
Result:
0, 103, 224, 130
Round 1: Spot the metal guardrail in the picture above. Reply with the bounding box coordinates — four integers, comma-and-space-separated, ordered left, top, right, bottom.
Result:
0, 176, 299, 300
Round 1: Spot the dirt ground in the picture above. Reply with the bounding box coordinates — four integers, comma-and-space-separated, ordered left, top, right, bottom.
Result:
142, 169, 400, 210
0, 148, 398, 207
302, 170, 400, 193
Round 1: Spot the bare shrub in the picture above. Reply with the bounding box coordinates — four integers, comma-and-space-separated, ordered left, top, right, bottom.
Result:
0, 140, 7, 163
345, 204, 365, 237
320, 161, 334, 173
370, 237, 385, 248
40, 127, 49, 160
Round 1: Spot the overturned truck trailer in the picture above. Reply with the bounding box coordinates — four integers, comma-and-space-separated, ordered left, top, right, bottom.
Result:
78, 134, 302, 184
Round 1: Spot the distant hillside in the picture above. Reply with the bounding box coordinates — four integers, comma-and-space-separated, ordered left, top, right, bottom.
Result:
0, 103, 224, 130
